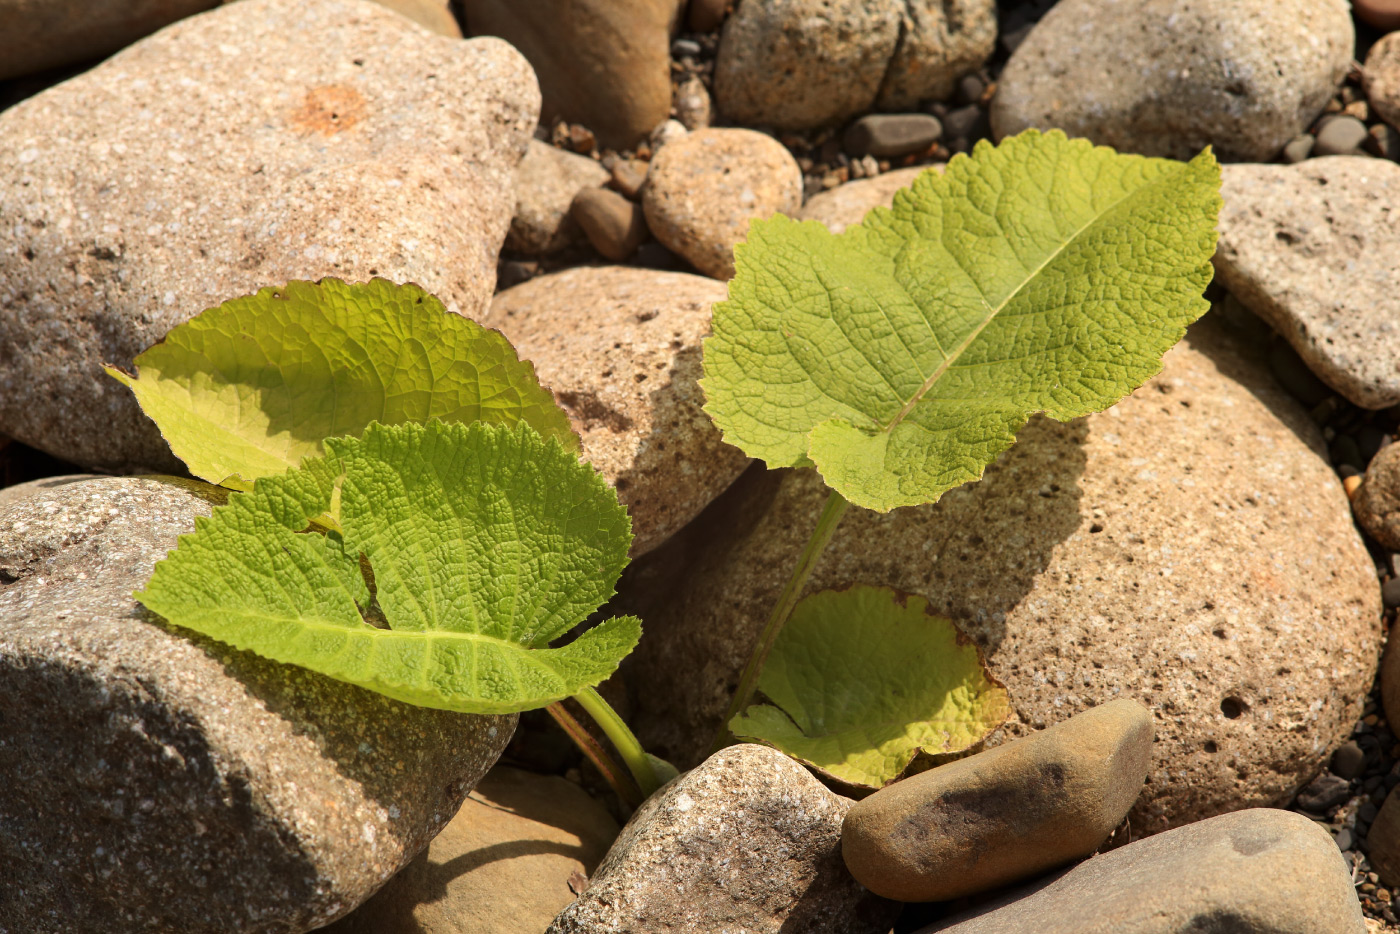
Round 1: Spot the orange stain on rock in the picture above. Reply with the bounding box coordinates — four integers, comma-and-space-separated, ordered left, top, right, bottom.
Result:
290, 85, 367, 135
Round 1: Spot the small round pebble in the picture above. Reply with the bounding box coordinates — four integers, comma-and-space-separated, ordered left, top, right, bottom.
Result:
670, 38, 702, 59
674, 76, 712, 131
843, 113, 942, 158
1365, 33, 1400, 132
1369, 124, 1400, 162
610, 158, 649, 200
1336, 741, 1369, 780
1355, 444, 1400, 550
1337, 827, 1356, 851
1282, 134, 1315, 164
1383, 578, 1400, 610
570, 188, 648, 261
1314, 115, 1370, 157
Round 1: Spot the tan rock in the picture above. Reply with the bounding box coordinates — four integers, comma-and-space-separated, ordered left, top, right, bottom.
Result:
570, 188, 649, 261
843, 699, 1153, 902
0, 0, 217, 81
507, 140, 610, 255
0, 474, 101, 510
875, 0, 997, 110
1369, 785, 1400, 888
1366, 32, 1400, 131
1355, 443, 1400, 550
0, 476, 514, 933
643, 128, 802, 279
925, 809, 1364, 933
462, 0, 673, 149
674, 74, 713, 130
485, 267, 749, 556
322, 767, 618, 934
619, 319, 1381, 831
367, 0, 461, 36
547, 744, 899, 934
798, 165, 940, 235
0, 0, 539, 472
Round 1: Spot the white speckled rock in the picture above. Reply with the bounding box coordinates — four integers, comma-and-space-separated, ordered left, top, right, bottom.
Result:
642, 128, 802, 279
546, 744, 899, 934
485, 267, 749, 556
0, 0, 539, 472
798, 165, 940, 235
0, 0, 217, 81
1214, 157, 1400, 409
507, 140, 610, 255
0, 476, 514, 934
619, 319, 1381, 832
990, 0, 1352, 161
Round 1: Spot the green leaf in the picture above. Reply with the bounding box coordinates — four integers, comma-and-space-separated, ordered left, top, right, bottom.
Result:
107, 278, 576, 491
136, 420, 638, 714
702, 130, 1221, 511
730, 585, 1010, 788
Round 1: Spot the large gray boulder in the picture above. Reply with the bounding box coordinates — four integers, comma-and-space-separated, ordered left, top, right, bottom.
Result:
0, 0, 539, 472
0, 476, 514, 933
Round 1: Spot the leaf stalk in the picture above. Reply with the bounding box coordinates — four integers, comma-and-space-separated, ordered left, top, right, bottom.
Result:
546, 701, 643, 808
574, 686, 668, 799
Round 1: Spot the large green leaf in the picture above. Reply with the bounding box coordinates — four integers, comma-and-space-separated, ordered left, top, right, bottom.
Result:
107, 278, 576, 490
702, 130, 1221, 511
136, 420, 638, 714
730, 585, 1010, 788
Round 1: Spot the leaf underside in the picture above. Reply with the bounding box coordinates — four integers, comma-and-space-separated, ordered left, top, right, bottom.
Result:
137, 420, 637, 714
107, 278, 576, 491
702, 129, 1222, 511
730, 585, 1010, 788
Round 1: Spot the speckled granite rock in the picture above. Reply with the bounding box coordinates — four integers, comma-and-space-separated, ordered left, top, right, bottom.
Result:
875, 0, 997, 111
546, 744, 899, 934
507, 140, 610, 254
0, 473, 100, 510
1366, 32, 1400, 132
990, 0, 1352, 162
485, 267, 748, 556
0, 0, 217, 81
1214, 158, 1400, 409
798, 165, 939, 235
0, 0, 538, 472
619, 319, 1381, 832
1356, 444, 1400, 552
843, 700, 1154, 902
643, 128, 802, 279
0, 476, 515, 934
921, 809, 1364, 933
322, 766, 618, 934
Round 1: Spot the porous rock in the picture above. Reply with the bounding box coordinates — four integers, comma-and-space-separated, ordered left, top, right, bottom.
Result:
462, 0, 673, 149
642, 128, 802, 279
714, 0, 900, 130
1214, 157, 1400, 409
920, 809, 1364, 933
875, 0, 997, 111
798, 165, 939, 235
843, 699, 1154, 902
322, 766, 618, 934
484, 266, 749, 556
0, 0, 217, 81
1366, 32, 1400, 132
990, 0, 1353, 162
546, 744, 899, 934
0, 476, 514, 934
619, 319, 1381, 831
0, 0, 539, 472
1355, 443, 1400, 552
507, 140, 610, 255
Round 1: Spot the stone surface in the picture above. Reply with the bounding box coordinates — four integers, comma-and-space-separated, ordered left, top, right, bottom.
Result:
1214, 157, 1400, 409
714, 0, 902, 131
1356, 443, 1400, 551
619, 319, 1381, 831
798, 165, 938, 234
0, 476, 514, 934
921, 809, 1364, 933
643, 128, 802, 279
843, 700, 1154, 902
1367, 32, 1400, 132
546, 744, 899, 934
611, 158, 649, 199
0, 473, 100, 510
321, 766, 618, 934
369, 0, 461, 36
462, 0, 672, 149
875, 0, 998, 111
484, 267, 748, 556
0, 0, 539, 472
570, 188, 649, 261
1357, 0, 1400, 31
990, 0, 1353, 162
844, 113, 942, 158
1315, 115, 1370, 156
674, 74, 712, 131
1368, 783, 1400, 888
507, 140, 610, 255
0, 0, 217, 81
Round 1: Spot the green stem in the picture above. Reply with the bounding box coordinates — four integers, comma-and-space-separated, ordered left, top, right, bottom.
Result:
574, 687, 665, 799
710, 487, 850, 755
546, 701, 642, 808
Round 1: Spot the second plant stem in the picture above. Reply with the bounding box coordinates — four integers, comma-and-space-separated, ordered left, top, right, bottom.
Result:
710, 487, 851, 755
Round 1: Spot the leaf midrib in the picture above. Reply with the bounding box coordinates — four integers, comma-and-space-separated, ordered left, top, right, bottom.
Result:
879, 166, 1178, 433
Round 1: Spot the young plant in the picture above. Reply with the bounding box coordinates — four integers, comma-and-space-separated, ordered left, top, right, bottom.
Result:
110, 280, 669, 804
702, 129, 1223, 780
